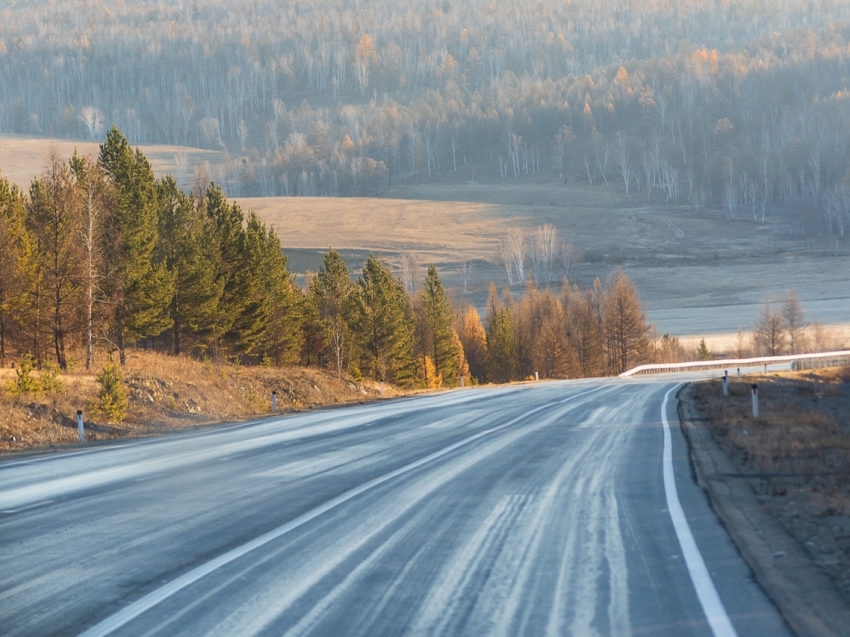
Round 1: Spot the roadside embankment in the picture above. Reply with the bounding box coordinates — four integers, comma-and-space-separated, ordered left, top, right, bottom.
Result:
0, 352, 398, 453
681, 370, 850, 636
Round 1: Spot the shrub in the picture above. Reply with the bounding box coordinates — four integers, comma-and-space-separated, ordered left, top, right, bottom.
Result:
6, 354, 40, 397
91, 360, 128, 423
38, 363, 64, 393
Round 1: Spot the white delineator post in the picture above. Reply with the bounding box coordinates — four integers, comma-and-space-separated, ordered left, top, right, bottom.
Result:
271, 391, 278, 414
534, 370, 539, 381
76, 410, 85, 442
722, 370, 729, 397
460, 375, 465, 388
751, 384, 759, 418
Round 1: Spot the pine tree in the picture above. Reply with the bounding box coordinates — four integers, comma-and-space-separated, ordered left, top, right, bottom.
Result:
156, 176, 222, 355
254, 215, 302, 364
352, 254, 417, 385
93, 359, 128, 423
696, 338, 711, 360
201, 183, 250, 357
308, 249, 354, 376
224, 212, 279, 357
485, 283, 516, 383
299, 290, 325, 367
99, 127, 174, 363
421, 264, 459, 386
0, 172, 36, 365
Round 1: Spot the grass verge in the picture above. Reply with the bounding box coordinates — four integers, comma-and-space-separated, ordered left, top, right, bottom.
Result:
0, 351, 397, 453
690, 368, 850, 603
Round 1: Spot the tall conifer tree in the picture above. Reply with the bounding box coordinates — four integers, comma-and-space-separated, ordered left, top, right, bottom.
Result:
352, 254, 417, 385
486, 283, 516, 383
156, 176, 222, 355
99, 126, 174, 363
308, 249, 354, 376
421, 264, 459, 386
252, 214, 302, 363
0, 173, 36, 364
201, 183, 249, 356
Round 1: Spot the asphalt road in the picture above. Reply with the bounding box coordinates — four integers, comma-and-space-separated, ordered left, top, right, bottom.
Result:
0, 378, 792, 636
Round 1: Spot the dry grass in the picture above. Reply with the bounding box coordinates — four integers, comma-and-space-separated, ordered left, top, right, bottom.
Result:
693, 372, 850, 481
0, 351, 396, 453
0, 133, 218, 190
237, 192, 665, 266
690, 367, 850, 599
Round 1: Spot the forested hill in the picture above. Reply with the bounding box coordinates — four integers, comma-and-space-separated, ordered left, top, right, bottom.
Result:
2, 1, 850, 237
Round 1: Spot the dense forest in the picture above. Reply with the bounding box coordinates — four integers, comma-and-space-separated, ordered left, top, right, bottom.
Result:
2, 0, 850, 238
0, 129, 664, 385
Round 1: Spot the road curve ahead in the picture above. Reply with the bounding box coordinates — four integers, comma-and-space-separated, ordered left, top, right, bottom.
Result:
0, 379, 791, 636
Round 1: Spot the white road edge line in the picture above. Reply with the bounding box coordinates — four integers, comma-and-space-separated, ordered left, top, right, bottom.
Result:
662, 384, 738, 637
77, 384, 609, 637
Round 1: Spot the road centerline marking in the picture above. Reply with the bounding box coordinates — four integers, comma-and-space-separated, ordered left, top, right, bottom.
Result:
662, 384, 737, 637
77, 384, 609, 637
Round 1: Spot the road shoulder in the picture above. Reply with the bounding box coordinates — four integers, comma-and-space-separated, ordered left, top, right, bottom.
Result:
677, 384, 850, 637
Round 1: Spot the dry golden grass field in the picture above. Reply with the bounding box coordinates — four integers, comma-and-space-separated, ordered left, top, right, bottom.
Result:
0, 351, 394, 453
0, 133, 217, 191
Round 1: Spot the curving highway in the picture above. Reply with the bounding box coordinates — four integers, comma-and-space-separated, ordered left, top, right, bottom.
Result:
0, 378, 791, 636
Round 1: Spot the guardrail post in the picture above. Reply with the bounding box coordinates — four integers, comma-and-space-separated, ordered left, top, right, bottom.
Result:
76, 410, 85, 442
751, 384, 759, 418
722, 370, 728, 397
271, 390, 278, 413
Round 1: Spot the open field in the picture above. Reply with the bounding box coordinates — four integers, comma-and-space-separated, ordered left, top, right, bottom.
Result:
2, 135, 847, 347
0, 133, 217, 190
241, 183, 850, 347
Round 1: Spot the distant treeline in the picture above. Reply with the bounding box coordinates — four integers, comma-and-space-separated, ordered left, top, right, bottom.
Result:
0, 129, 668, 384
3, 1, 850, 237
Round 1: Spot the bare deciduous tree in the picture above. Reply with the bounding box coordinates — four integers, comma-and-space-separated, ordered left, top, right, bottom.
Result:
79, 106, 104, 140
399, 252, 420, 295
561, 242, 581, 281
781, 290, 808, 353
753, 298, 785, 356
530, 224, 558, 285
504, 228, 526, 285
460, 260, 473, 294
198, 117, 223, 148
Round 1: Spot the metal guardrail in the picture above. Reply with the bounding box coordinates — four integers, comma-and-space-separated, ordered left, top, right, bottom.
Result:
619, 350, 850, 377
